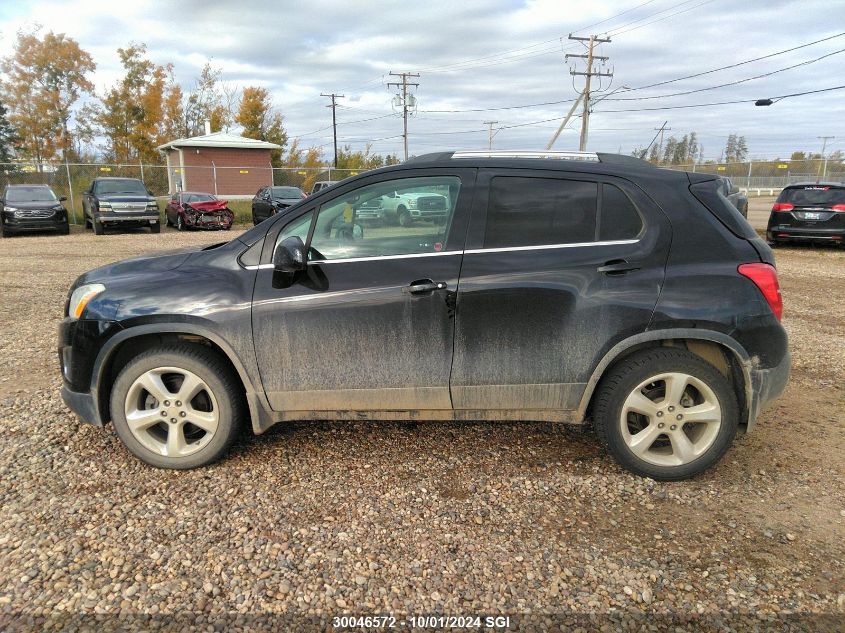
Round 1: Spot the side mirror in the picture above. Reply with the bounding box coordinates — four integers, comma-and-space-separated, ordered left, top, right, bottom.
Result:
273, 236, 307, 273
59, 196, 68, 202
730, 185, 740, 195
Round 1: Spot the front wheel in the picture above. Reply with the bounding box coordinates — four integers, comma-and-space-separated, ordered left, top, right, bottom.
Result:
177, 215, 184, 231
110, 346, 245, 469
592, 348, 739, 481
93, 219, 104, 235
59, 222, 70, 235
398, 206, 412, 227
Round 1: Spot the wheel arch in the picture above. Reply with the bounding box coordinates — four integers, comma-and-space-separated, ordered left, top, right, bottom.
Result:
578, 329, 753, 428
91, 324, 269, 434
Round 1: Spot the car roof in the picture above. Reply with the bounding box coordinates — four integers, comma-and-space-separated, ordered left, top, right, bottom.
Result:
179, 191, 215, 195
93, 176, 143, 181
6, 183, 51, 188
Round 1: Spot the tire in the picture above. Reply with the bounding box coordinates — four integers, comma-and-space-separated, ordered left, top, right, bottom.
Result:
59, 222, 70, 235
93, 219, 104, 235
177, 215, 184, 231
151, 221, 161, 233
0, 221, 9, 238
109, 345, 246, 469
592, 347, 739, 481
398, 206, 412, 227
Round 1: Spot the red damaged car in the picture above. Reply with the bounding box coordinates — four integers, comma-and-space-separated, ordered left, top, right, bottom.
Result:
165, 192, 234, 231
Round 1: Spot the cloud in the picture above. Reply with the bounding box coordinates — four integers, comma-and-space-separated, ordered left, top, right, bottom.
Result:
1, 0, 843, 159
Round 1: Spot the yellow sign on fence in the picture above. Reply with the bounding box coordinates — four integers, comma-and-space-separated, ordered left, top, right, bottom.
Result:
99, 167, 112, 172
777, 164, 789, 169
716, 166, 726, 171
239, 170, 249, 174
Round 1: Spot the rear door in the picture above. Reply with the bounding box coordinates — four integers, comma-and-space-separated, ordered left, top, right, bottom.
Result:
451, 169, 671, 413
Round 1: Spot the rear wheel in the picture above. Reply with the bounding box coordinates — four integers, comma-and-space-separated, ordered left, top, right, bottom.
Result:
592, 347, 739, 481
110, 346, 245, 469
398, 206, 412, 227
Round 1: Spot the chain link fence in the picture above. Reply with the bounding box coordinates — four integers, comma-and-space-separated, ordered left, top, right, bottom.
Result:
2, 158, 843, 223
0, 162, 363, 223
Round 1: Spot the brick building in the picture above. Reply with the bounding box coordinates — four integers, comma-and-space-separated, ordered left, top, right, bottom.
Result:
157, 131, 281, 196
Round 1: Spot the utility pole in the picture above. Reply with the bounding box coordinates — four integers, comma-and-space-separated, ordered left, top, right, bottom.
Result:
567, 34, 612, 151
387, 72, 420, 161
483, 121, 499, 150
817, 135, 835, 181
320, 92, 345, 168
654, 122, 671, 159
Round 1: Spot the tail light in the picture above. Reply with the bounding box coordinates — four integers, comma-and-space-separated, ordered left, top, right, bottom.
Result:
738, 263, 783, 321
771, 203, 794, 212
832, 204, 845, 212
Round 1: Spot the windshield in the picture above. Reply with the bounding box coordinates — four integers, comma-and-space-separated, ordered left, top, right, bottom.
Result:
189, 193, 216, 202
779, 185, 845, 207
272, 187, 303, 199
5, 186, 58, 203
96, 179, 149, 196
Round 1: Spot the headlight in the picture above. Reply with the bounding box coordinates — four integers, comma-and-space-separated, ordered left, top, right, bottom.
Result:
408, 199, 417, 209
4, 206, 20, 214
99, 201, 112, 209
68, 283, 105, 319
146, 202, 158, 210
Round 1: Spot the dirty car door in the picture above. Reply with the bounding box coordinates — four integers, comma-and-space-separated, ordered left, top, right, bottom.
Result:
451, 170, 670, 412
252, 170, 474, 412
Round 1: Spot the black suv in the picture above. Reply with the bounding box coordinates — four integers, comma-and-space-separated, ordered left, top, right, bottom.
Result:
251, 186, 306, 225
59, 151, 789, 480
767, 182, 845, 246
82, 177, 160, 235
1, 184, 70, 236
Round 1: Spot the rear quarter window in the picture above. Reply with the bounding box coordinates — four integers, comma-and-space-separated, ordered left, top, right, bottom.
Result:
599, 183, 643, 240
689, 179, 756, 240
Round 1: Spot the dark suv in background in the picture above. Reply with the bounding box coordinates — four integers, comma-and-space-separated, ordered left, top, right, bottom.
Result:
82, 177, 160, 235
1, 184, 70, 236
767, 182, 845, 246
59, 150, 789, 480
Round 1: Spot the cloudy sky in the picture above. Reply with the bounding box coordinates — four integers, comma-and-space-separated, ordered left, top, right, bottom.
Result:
1, 0, 843, 161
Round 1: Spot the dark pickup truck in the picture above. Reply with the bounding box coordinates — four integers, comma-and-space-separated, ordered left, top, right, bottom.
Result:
82, 177, 161, 235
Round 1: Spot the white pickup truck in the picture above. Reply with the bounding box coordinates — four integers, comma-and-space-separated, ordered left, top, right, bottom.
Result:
357, 190, 450, 226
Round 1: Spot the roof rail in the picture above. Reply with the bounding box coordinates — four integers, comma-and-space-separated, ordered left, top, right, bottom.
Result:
451, 150, 600, 162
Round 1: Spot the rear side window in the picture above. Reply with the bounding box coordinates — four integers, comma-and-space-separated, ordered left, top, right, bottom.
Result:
484, 177, 597, 248
778, 185, 845, 206
690, 179, 756, 240
599, 184, 643, 240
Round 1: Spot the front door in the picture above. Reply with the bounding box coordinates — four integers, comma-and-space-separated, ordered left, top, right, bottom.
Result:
252, 169, 475, 412
451, 169, 671, 412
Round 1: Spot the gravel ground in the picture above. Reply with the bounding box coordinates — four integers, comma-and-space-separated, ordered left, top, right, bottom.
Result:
0, 225, 843, 631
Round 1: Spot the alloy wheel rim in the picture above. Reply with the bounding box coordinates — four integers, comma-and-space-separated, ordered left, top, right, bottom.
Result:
124, 366, 219, 458
619, 371, 722, 467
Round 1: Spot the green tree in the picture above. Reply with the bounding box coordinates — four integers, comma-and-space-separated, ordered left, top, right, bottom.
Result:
183, 64, 228, 136
0, 99, 19, 167
1, 28, 96, 163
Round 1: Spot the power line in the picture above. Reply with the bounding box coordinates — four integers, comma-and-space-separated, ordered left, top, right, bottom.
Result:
604, 47, 845, 101
594, 84, 845, 113
619, 31, 845, 92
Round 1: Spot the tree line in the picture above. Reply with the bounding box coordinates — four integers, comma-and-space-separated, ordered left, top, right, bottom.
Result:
0, 28, 398, 172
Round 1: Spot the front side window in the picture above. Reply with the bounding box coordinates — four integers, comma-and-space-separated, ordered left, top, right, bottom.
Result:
307, 176, 461, 261
484, 177, 597, 248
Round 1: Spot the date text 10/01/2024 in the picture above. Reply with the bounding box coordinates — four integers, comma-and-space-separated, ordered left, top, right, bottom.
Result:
332, 615, 513, 629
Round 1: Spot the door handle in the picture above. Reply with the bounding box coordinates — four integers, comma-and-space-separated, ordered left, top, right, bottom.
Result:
597, 259, 641, 275
402, 279, 447, 294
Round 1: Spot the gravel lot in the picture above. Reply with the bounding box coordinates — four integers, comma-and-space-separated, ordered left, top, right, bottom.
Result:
1, 224, 843, 631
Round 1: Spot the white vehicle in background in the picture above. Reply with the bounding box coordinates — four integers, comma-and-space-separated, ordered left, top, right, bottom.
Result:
360, 190, 450, 226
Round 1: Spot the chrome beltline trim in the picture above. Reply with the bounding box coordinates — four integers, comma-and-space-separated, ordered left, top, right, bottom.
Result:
243, 239, 638, 270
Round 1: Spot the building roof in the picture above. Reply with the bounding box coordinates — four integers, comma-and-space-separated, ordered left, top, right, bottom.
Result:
157, 131, 281, 151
